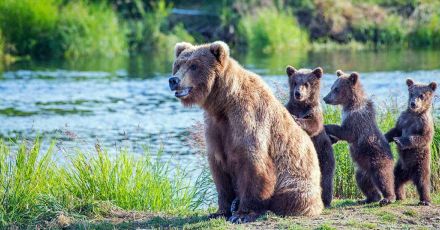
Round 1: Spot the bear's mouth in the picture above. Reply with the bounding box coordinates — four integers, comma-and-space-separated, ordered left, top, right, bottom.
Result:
175, 87, 192, 98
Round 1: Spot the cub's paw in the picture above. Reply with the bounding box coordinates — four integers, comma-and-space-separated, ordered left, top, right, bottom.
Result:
393, 137, 410, 148
230, 198, 240, 214
418, 200, 431, 206
208, 210, 231, 219
379, 198, 392, 206
228, 212, 259, 224
328, 135, 340, 144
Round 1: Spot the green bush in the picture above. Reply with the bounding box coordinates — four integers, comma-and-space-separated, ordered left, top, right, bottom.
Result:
238, 8, 310, 54
128, 0, 194, 54
351, 14, 407, 47
58, 2, 127, 58
408, 5, 440, 48
0, 0, 60, 58
0, 0, 127, 59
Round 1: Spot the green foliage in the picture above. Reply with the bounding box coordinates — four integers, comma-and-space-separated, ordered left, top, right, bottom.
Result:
0, 0, 127, 59
0, 0, 59, 57
408, 4, 440, 48
57, 2, 127, 58
128, 0, 194, 54
352, 14, 407, 47
0, 139, 209, 227
238, 8, 309, 54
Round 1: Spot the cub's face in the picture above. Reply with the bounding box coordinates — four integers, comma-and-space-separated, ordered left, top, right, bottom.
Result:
323, 70, 359, 106
286, 66, 323, 102
406, 79, 437, 113
169, 41, 230, 106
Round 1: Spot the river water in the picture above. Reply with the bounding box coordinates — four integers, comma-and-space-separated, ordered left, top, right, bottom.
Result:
1, 49, 439, 165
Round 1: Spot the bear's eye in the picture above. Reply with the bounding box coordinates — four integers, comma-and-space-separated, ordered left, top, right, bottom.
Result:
190, 64, 197, 71
305, 82, 310, 88
334, 87, 339, 93
419, 94, 425, 100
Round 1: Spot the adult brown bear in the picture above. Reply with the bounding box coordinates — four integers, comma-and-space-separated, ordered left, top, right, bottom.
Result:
169, 41, 323, 223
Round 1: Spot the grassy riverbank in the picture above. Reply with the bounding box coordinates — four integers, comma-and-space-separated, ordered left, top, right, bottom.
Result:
1, 0, 440, 61
2, 105, 439, 228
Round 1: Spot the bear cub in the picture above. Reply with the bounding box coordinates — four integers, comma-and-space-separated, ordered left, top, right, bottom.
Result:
285, 66, 335, 207
385, 79, 437, 206
323, 70, 395, 205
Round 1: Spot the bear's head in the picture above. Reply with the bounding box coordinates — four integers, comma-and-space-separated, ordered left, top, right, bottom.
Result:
406, 79, 437, 113
169, 41, 230, 106
323, 70, 361, 106
286, 66, 323, 104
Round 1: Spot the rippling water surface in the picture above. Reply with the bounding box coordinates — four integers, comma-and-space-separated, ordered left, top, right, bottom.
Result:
1, 49, 440, 164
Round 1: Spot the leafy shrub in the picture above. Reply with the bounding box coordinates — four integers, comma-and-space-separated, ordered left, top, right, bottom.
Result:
238, 8, 310, 54
351, 14, 407, 46
58, 2, 127, 58
408, 3, 440, 48
0, 0, 60, 57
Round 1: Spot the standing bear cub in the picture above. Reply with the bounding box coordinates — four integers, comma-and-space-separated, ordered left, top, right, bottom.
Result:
323, 70, 395, 205
169, 41, 323, 223
285, 66, 335, 207
385, 79, 437, 206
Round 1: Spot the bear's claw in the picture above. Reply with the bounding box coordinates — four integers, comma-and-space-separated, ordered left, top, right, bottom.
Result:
228, 214, 257, 224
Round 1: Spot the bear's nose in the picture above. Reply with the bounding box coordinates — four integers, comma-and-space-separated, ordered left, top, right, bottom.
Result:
295, 91, 301, 99
169, 77, 180, 91
410, 101, 416, 108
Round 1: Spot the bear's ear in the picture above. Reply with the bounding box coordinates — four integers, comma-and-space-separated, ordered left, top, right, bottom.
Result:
286, 65, 297, 77
175, 42, 193, 58
336, 70, 344, 77
210, 41, 230, 64
312, 67, 323, 79
429, 82, 437, 91
349, 72, 359, 85
406, 78, 414, 87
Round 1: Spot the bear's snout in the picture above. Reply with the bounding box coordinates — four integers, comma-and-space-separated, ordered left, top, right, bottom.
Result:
323, 95, 331, 104
169, 77, 180, 91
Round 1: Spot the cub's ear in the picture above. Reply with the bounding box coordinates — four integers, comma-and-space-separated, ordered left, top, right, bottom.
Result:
406, 78, 414, 87
349, 72, 359, 85
210, 41, 230, 63
312, 67, 323, 79
286, 65, 297, 77
175, 42, 193, 58
429, 82, 437, 91
336, 70, 345, 77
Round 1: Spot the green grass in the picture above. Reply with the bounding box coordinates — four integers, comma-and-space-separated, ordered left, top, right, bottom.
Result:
238, 8, 309, 54
0, 139, 210, 228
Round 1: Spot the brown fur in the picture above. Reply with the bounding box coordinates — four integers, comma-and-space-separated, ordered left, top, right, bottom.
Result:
285, 66, 335, 207
170, 41, 323, 223
323, 70, 395, 205
385, 79, 437, 205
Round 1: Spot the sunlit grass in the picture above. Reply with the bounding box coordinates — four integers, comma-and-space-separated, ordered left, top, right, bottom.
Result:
0, 139, 210, 228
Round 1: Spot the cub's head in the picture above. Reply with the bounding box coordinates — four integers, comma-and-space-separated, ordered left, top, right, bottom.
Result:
286, 66, 323, 103
323, 70, 361, 106
406, 79, 437, 113
169, 41, 230, 106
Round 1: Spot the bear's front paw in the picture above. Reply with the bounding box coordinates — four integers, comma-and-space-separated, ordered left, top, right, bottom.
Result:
228, 212, 259, 224
379, 198, 392, 206
208, 210, 231, 219
230, 198, 240, 214
418, 200, 431, 206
